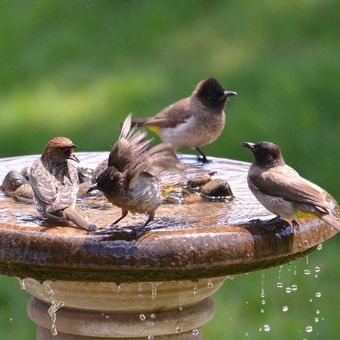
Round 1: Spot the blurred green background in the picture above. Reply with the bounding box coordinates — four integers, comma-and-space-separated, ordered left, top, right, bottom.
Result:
0, 0, 339, 339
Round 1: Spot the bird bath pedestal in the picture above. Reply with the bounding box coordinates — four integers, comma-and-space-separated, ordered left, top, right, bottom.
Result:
0, 153, 338, 340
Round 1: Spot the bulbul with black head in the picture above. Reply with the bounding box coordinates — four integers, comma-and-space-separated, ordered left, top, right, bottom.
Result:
29, 137, 97, 231
242, 141, 340, 231
132, 77, 237, 163
89, 114, 183, 227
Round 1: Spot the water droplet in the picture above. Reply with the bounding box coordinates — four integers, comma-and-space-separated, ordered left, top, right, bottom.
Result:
263, 324, 270, 332
304, 270, 311, 276
178, 306, 183, 312
291, 284, 298, 292
260, 289, 265, 299
245, 331, 249, 336
316, 309, 320, 315
193, 282, 198, 295
207, 280, 214, 289
147, 336, 154, 340
9, 317, 13, 322
314, 317, 319, 323
315, 292, 321, 298
309, 298, 313, 303
261, 299, 266, 305
150, 313, 156, 319
317, 244, 323, 251
276, 282, 283, 288
315, 266, 321, 273
175, 325, 183, 334
315, 274, 318, 278
105, 315, 109, 319
259, 327, 262, 332
192, 328, 200, 336
305, 256, 309, 264
139, 314, 146, 321
19, 279, 26, 290
282, 306, 288, 312
260, 308, 264, 314
305, 325, 313, 333
285, 287, 292, 294
245, 301, 249, 304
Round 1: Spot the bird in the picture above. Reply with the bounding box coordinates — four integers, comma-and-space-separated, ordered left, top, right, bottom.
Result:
131, 77, 237, 163
89, 113, 184, 227
242, 141, 340, 231
29, 137, 97, 231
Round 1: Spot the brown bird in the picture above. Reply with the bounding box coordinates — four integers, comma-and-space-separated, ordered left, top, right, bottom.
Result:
89, 114, 184, 227
242, 141, 340, 231
132, 77, 237, 163
29, 137, 96, 231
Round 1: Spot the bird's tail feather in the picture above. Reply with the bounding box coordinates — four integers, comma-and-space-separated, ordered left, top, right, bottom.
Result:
321, 214, 340, 232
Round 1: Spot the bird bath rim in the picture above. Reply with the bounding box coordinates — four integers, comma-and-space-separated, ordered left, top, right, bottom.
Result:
0, 152, 338, 283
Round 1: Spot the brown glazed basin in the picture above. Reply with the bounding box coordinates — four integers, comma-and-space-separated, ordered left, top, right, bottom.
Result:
0, 153, 338, 283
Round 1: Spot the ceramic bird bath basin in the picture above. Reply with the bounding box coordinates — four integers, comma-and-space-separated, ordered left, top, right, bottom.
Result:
0, 153, 338, 340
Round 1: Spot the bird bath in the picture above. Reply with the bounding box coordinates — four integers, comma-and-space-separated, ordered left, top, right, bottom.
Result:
0, 153, 338, 339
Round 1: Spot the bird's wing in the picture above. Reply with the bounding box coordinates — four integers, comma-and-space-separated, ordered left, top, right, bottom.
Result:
249, 165, 330, 212
132, 98, 192, 128
29, 160, 57, 205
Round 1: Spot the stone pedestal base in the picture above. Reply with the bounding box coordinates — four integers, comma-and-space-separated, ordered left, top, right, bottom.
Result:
25, 277, 224, 339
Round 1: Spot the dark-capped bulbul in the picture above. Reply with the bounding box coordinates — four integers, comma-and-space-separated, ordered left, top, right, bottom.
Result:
132, 77, 237, 163
89, 114, 184, 227
242, 141, 340, 231
29, 137, 96, 231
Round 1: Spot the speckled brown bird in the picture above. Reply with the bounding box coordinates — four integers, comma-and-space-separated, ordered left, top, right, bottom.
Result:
29, 137, 96, 231
89, 114, 184, 227
243, 141, 340, 231
132, 77, 237, 163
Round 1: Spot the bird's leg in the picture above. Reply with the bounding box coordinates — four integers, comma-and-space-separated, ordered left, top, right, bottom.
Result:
63, 207, 97, 231
111, 209, 128, 226
144, 211, 155, 227
195, 147, 210, 163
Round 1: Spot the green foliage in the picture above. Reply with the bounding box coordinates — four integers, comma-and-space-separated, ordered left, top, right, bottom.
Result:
0, 0, 339, 339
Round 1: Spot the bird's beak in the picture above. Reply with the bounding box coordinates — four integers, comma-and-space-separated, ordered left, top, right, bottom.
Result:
69, 152, 80, 163
224, 91, 237, 98
242, 142, 255, 150
87, 184, 98, 193
72, 144, 79, 149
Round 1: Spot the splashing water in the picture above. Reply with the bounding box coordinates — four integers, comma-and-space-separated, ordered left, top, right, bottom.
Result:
43, 281, 64, 336
193, 281, 198, 295
282, 306, 288, 312
139, 314, 146, 322
207, 280, 214, 289
48, 301, 64, 336
150, 282, 162, 300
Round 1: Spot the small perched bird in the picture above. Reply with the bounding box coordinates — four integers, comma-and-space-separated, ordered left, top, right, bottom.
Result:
90, 114, 183, 227
242, 141, 340, 231
29, 137, 96, 231
132, 77, 237, 163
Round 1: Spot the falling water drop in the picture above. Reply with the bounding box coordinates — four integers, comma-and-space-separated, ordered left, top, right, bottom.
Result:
139, 314, 146, 322
276, 282, 283, 288
260, 308, 264, 314
150, 313, 156, 319
138, 283, 143, 299
314, 317, 319, 323
316, 309, 320, 315
207, 280, 214, 289
282, 306, 288, 312
305, 256, 309, 265
315, 292, 321, 298
305, 325, 313, 333
304, 269, 311, 276
317, 244, 323, 251
263, 324, 271, 332
315, 266, 321, 273
291, 284, 298, 292
178, 306, 183, 312
147, 336, 154, 340
192, 328, 200, 336
285, 287, 292, 294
